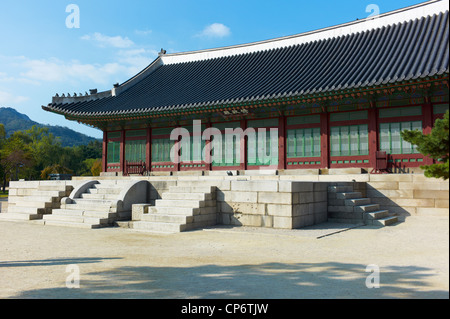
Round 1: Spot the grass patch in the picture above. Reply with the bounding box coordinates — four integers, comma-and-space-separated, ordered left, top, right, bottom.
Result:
0, 191, 8, 198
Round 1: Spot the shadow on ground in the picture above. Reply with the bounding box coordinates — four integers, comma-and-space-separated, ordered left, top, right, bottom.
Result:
7, 260, 449, 299
0, 257, 120, 268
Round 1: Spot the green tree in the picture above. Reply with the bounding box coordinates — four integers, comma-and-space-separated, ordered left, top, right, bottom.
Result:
25, 126, 62, 177
90, 159, 102, 176
401, 110, 449, 180
0, 131, 34, 191
40, 164, 73, 180
0, 124, 6, 193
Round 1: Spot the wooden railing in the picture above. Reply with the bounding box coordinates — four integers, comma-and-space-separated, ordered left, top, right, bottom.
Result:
124, 161, 146, 176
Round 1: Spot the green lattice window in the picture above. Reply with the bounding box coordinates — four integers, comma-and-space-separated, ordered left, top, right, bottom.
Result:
152, 138, 174, 162
211, 122, 241, 167
330, 124, 369, 157
107, 141, 120, 164
380, 121, 422, 154
125, 139, 146, 162
287, 128, 321, 158
247, 128, 279, 166
180, 136, 206, 162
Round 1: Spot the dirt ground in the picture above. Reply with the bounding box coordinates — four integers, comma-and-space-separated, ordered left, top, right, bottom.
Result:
0, 215, 448, 299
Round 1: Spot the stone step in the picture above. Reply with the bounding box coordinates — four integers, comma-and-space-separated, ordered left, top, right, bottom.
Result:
365, 210, 389, 220
168, 186, 215, 193
354, 204, 380, 213
80, 193, 118, 200
8, 195, 58, 203
37, 185, 73, 192
155, 199, 205, 208
8, 200, 56, 208
42, 220, 104, 229
26, 190, 68, 197
345, 198, 371, 206
161, 192, 211, 201
336, 192, 362, 200
6, 205, 48, 215
148, 206, 200, 216
91, 183, 123, 189
61, 203, 113, 212
140, 213, 193, 224
0, 212, 43, 221
51, 209, 115, 219
72, 198, 115, 205
128, 221, 185, 233
367, 216, 399, 226
87, 187, 122, 195
328, 186, 353, 193
43, 214, 110, 225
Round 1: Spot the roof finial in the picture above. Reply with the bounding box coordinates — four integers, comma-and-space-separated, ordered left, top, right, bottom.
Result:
158, 48, 167, 57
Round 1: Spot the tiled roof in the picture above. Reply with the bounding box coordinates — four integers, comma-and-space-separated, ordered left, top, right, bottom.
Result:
44, 1, 449, 119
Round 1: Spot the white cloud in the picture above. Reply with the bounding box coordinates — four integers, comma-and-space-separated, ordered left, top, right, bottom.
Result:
197, 23, 231, 38
0, 90, 29, 105
81, 32, 134, 48
117, 49, 159, 73
0, 41, 159, 97
11, 49, 157, 87
18, 57, 133, 86
134, 29, 153, 36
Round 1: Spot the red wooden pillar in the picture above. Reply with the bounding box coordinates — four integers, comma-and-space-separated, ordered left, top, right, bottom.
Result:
102, 131, 107, 173
278, 115, 286, 170
204, 122, 212, 171
422, 101, 434, 165
120, 129, 126, 175
320, 112, 329, 169
240, 119, 247, 170
368, 107, 379, 170
146, 127, 152, 173
176, 128, 181, 172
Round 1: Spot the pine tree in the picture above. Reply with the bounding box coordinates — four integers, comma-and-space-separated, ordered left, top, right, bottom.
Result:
401, 110, 449, 180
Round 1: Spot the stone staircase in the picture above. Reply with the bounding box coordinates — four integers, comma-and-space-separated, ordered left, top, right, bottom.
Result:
123, 185, 217, 233
328, 183, 398, 226
0, 182, 73, 222
42, 180, 147, 229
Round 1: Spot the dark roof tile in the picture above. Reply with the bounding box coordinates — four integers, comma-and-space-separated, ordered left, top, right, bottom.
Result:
45, 10, 449, 118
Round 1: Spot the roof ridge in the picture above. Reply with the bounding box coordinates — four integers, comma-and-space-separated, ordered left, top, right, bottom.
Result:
162, 0, 448, 65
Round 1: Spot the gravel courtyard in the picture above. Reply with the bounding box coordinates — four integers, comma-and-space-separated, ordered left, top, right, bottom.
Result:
0, 215, 448, 299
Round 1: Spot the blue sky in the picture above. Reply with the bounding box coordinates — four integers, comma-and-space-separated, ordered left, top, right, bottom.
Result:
0, 0, 425, 139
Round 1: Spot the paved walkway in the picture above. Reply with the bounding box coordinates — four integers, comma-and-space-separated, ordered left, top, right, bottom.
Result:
0, 216, 448, 299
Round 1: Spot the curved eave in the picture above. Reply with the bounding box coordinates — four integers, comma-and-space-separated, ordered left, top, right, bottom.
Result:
42, 75, 450, 124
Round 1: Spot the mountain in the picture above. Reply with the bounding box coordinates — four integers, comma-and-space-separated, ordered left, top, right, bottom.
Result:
0, 107, 100, 147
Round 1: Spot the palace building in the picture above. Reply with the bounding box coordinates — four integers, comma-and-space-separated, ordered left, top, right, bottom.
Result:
43, 0, 449, 176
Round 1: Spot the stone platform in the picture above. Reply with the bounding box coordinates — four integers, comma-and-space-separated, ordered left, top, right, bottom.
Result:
0, 169, 448, 232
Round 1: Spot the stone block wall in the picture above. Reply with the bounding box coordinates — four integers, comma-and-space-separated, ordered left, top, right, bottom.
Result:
0, 200, 7, 213
12, 172, 447, 229
213, 180, 328, 229
366, 174, 449, 218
